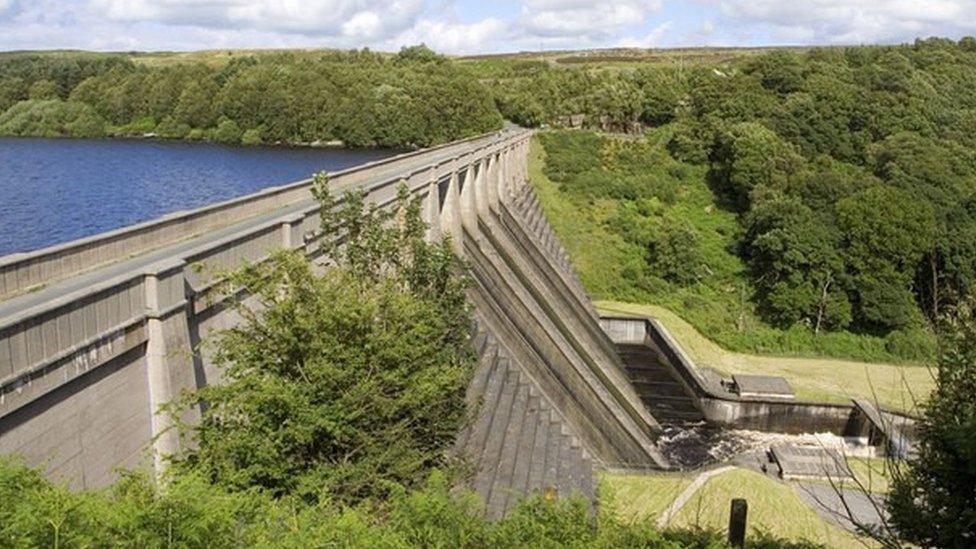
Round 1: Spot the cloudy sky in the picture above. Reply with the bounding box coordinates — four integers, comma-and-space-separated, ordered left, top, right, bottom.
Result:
2, 1, 976, 54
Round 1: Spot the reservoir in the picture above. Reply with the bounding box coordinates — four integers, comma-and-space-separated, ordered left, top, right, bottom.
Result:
0, 137, 394, 257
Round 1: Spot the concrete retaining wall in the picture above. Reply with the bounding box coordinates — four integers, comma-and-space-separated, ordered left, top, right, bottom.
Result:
0, 130, 532, 487
0, 129, 667, 497
601, 316, 916, 438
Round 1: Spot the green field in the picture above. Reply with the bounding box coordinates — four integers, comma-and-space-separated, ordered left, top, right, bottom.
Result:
604, 468, 867, 547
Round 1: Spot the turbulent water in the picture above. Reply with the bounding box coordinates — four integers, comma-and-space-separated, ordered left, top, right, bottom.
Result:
657, 424, 876, 470
0, 137, 395, 257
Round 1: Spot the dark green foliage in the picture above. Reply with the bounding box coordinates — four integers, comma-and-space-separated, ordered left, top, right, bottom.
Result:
27, 79, 60, 100
888, 301, 976, 546
212, 117, 242, 144
173, 177, 473, 506
709, 122, 804, 211
744, 195, 849, 332
0, 48, 501, 148
836, 186, 935, 330
0, 53, 134, 97
0, 456, 819, 547
538, 130, 604, 182
647, 223, 708, 287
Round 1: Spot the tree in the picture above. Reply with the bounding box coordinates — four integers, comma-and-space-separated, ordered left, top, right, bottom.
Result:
173, 80, 217, 128
27, 79, 59, 100
887, 300, 976, 546
710, 122, 805, 210
744, 195, 850, 331
836, 186, 935, 330
0, 77, 26, 111
172, 176, 474, 505
646, 223, 707, 287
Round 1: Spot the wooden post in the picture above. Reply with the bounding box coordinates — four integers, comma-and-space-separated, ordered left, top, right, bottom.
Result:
728, 498, 748, 548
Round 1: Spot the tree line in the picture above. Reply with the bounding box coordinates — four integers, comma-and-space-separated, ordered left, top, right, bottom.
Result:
0, 46, 502, 147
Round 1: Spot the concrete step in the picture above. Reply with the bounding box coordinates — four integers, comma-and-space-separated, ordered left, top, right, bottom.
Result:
644, 395, 702, 413
455, 340, 500, 453
486, 382, 529, 520
508, 394, 540, 511
526, 408, 550, 493
474, 364, 520, 499
464, 354, 509, 464
555, 430, 573, 498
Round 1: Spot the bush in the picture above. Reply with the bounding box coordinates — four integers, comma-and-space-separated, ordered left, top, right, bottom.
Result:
154, 116, 190, 139
112, 116, 156, 136
173, 177, 474, 506
212, 117, 242, 144
0, 99, 106, 138
0, 456, 820, 548
884, 328, 938, 362
240, 127, 262, 145
539, 130, 604, 182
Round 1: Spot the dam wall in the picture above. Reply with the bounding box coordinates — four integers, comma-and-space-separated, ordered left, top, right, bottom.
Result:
0, 129, 666, 512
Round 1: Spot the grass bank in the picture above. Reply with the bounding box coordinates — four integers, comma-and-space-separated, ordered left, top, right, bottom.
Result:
604, 468, 866, 548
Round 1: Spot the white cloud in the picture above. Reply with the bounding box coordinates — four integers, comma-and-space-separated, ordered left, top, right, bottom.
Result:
391, 17, 507, 54
617, 21, 673, 47
2, 0, 976, 54
92, 0, 425, 39
718, 0, 976, 44
518, 0, 663, 42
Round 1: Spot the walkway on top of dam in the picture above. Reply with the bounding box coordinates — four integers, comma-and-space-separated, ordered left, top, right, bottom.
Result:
0, 129, 518, 321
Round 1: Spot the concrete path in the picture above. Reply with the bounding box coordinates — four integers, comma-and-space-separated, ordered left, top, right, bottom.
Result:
794, 482, 888, 535
656, 465, 735, 527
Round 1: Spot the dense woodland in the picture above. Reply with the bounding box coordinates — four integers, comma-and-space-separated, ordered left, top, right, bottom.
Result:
0, 46, 502, 147
504, 39, 976, 362
3, 39, 976, 357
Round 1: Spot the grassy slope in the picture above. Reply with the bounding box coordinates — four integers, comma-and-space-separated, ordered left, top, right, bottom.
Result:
673, 469, 863, 547
600, 474, 691, 523
604, 469, 865, 547
597, 300, 933, 410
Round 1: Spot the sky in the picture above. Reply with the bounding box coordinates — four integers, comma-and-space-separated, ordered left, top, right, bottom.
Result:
2, 1, 976, 54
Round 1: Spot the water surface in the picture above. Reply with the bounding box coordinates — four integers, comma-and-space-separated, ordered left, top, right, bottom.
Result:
0, 138, 394, 257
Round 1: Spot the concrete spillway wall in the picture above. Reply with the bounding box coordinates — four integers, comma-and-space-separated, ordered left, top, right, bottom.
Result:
0, 129, 666, 511
601, 316, 917, 447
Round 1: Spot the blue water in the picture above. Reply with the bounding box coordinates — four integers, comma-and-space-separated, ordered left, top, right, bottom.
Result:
0, 138, 394, 257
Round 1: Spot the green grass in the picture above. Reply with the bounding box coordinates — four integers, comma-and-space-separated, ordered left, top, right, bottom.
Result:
603, 468, 867, 547
600, 473, 691, 523
596, 300, 933, 411
672, 468, 864, 547
530, 132, 936, 366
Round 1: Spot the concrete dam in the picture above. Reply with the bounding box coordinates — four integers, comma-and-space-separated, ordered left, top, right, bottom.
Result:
0, 129, 909, 519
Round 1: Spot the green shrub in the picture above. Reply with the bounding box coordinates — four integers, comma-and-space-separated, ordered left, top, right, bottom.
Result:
112, 116, 156, 136
173, 177, 474, 506
240, 127, 262, 145
539, 130, 604, 182
154, 116, 190, 139
0, 99, 107, 138
885, 328, 938, 362
212, 117, 242, 144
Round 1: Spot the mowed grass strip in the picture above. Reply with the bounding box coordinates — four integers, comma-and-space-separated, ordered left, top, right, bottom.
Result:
596, 300, 934, 412
671, 468, 864, 548
600, 473, 691, 523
